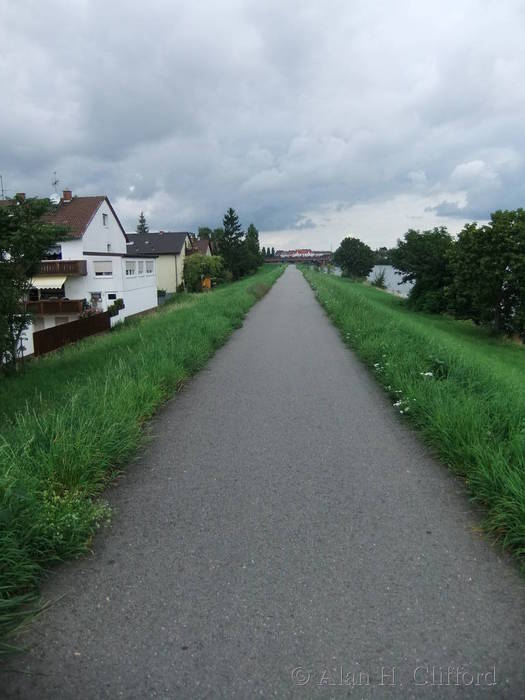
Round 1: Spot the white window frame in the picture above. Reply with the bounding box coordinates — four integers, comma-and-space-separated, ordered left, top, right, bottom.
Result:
102, 213, 108, 227
125, 260, 136, 277
146, 260, 154, 275
138, 260, 144, 276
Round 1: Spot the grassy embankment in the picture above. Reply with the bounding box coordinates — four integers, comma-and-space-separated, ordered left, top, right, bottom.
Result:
0, 264, 284, 652
302, 267, 525, 568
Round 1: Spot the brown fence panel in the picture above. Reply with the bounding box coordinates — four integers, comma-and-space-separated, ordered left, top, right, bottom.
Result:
33, 312, 111, 356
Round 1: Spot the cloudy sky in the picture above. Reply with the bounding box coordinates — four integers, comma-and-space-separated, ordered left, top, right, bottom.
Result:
1, 1, 524, 250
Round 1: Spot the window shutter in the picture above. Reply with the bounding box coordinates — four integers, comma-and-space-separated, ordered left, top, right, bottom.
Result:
94, 261, 112, 274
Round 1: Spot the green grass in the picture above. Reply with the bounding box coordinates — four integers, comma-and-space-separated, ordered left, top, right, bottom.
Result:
302, 267, 525, 568
0, 265, 284, 653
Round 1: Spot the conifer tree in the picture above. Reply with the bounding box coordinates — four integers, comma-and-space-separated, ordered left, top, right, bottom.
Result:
243, 223, 263, 273
136, 211, 149, 234
219, 208, 244, 279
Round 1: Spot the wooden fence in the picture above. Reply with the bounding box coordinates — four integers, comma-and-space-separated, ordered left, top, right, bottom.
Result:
33, 312, 111, 356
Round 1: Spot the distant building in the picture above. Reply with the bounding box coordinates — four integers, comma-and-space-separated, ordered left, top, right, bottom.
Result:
127, 231, 193, 292
187, 236, 213, 257
275, 249, 332, 258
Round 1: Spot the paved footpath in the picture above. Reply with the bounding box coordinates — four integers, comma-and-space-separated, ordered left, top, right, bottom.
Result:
3, 267, 525, 699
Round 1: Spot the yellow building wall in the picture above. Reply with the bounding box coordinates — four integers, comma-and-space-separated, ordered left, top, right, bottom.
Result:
155, 250, 186, 293
156, 256, 177, 293
176, 249, 186, 290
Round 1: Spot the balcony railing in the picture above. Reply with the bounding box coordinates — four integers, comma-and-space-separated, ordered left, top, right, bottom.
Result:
26, 299, 84, 314
39, 260, 87, 276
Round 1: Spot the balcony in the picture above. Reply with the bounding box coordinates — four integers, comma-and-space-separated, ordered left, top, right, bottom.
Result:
39, 260, 87, 276
26, 299, 84, 314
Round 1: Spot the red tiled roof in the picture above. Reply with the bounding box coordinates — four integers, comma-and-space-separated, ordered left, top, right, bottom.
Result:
45, 196, 129, 241
44, 196, 104, 238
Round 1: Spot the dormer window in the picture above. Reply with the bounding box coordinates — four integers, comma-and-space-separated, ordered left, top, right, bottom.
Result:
102, 213, 108, 227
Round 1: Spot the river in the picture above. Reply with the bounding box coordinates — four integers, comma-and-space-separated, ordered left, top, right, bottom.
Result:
330, 264, 412, 297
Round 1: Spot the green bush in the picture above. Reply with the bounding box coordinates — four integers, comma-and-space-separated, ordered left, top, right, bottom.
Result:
370, 268, 387, 289
184, 253, 225, 292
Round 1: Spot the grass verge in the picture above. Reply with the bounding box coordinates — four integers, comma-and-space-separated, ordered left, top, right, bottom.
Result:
0, 264, 284, 653
301, 267, 525, 569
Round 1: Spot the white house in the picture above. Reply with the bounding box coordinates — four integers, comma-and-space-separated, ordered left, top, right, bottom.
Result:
22, 190, 158, 355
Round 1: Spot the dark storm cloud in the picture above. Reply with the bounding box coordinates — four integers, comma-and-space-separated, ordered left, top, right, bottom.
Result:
1, 0, 524, 245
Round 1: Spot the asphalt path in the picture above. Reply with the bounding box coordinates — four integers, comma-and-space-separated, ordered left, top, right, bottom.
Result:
3, 266, 524, 699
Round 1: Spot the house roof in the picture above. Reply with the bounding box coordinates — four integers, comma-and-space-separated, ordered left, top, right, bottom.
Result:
126, 231, 191, 255
193, 239, 212, 254
44, 196, 129, 241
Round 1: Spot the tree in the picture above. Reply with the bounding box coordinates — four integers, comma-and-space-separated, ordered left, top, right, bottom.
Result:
271, 247, 275, 257
390, 227, 454, 313
0, 196, 65, 373
373, 246, 394, 265
449, 210, 525, 335
136, 211, 149, 234
207, 227, 223, 256
242, 223, 263, 274
184, 253, 224, 292
333, 236, 375, 280
198, 227, 213, 240
261, 246, 267, 257
217, 208, 244, 279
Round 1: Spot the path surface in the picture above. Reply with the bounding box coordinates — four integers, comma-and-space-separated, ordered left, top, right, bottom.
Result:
3, 267, 524, 699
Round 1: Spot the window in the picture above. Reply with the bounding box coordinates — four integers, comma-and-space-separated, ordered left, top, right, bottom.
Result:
45, 245, 62, 260
138, 261, 144, 275
125, 261, 136, 276
90, 292, 102, 308
102, 213, 108, 226
106, 243, 112, 253
108, 293, 117, 300
94, 260, 113, 276
146, 260, 154, 275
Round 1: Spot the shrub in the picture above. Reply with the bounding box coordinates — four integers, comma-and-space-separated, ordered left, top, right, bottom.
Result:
370, 268, 387, 289
184, 253, 224, 292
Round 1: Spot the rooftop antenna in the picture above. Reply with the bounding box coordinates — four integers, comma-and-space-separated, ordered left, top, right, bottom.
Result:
50, 171, 61, 204
0, 175, 5, 200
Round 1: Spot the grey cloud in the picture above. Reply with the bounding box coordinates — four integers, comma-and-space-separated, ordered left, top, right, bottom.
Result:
1, 0, 525, 243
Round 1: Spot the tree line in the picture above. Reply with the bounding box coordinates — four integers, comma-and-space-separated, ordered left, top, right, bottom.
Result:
194, 207, 263, 284
333, 207, 525, 338
261, 246, 276, 257
137, 207, 264, 292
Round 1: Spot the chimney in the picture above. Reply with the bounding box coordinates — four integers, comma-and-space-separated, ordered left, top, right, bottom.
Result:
16, 192, 25, 201
62, 189, 72, 202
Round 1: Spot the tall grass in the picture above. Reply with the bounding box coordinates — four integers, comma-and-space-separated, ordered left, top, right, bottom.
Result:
0, 265, 284, 652
302, 267, 525, 568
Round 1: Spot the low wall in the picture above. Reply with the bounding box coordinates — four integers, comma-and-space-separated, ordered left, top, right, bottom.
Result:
33, 312, 111, 356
